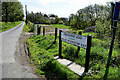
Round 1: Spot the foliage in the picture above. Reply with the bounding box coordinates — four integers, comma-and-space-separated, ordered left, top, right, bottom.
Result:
116, 22, 120, 47
27, 12, 59, 24
95, 12, 120, 47
0, 21, 22, 32
27, 12, 68, 25
49, 14, 58, 17
95, 15, 111, 39
23, 21, 34, 32
2, 2, 24, 22
68, 3, 111, 29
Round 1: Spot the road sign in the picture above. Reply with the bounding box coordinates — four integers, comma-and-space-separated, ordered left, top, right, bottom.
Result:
113, 2, 120, 21
59, 30, 92, 72
61, 32, 87, 49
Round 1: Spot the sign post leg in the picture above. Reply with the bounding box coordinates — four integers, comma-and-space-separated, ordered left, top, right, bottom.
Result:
59, 30, 62, 58
84, 35, 92, 72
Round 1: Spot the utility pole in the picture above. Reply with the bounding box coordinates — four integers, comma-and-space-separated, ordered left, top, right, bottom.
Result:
25, 5, 27, 25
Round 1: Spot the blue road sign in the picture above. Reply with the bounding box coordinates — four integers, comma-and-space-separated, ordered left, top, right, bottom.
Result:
113, 2, 120, 21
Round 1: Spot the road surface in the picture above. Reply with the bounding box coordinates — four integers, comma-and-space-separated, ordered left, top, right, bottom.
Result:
0, 22, 39, 79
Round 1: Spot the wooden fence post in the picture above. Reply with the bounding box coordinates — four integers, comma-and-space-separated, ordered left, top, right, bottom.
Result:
84, 35, 92, 72
37, 25, 41, 35
43, 27, 45, 36
76, 31, 82, 58
59, 30, 62, 58
33, 23, 35, 33
54, 28, 58, 43
39, 26, 41, 35
37, 24, 39, 35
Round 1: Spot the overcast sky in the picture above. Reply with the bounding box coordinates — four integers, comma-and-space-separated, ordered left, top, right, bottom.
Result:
19, 0, 114, 18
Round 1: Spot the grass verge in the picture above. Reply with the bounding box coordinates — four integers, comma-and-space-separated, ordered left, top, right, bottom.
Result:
1, 21, 23, 32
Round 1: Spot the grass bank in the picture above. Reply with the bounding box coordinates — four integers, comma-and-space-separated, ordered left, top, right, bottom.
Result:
27, 33, 120, 79
0, 21, 23, 32
27, 35, 79, 79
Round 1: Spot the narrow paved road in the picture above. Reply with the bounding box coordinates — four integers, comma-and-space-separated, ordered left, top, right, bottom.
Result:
0, 22, 38, 79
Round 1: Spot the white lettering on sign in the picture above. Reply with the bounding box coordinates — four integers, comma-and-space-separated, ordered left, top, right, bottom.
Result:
61, 32, 87, 49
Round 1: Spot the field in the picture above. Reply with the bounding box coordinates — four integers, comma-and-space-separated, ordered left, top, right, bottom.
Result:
50, 24, 71, 29
25, 24, 120, 79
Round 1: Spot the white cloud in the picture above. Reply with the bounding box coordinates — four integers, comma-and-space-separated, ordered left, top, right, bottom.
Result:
19, 0, 68, 6
37, 0, 68, 6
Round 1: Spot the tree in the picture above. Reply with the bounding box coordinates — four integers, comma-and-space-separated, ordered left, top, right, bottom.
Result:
68, 3, 111, 29
2, 2, 9, 23
44, 14, 48, 18
2, 2, 24, 22
55, 17, 60, 24
27, 12, 44, 23
49, 14, 58, 17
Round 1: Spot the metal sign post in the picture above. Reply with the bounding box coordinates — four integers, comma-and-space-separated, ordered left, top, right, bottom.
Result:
104, 2, 118, 80
113, 2, 120, 21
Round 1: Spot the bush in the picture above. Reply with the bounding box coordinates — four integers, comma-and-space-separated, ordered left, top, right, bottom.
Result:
23, 21, 34, 32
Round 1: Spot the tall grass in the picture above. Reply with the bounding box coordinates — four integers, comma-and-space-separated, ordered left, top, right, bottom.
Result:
27, 35, 79, 79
